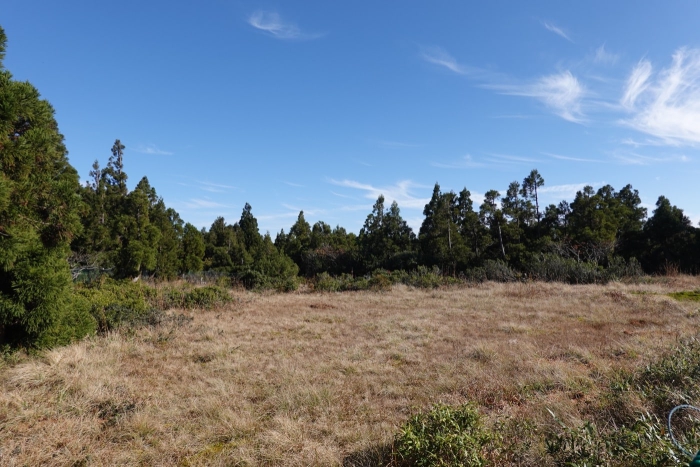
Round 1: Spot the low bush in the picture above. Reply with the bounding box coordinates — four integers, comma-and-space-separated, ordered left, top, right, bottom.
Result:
404, 265, 444, 289
483, 260, 520, 282
525, 254, 603, 284
546, 414, 680, 466
393, 403, 491, 466
76, 280, 232, 333
546, 335, 700, 465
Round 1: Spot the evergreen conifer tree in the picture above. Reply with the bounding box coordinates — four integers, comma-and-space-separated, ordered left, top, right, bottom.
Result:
0, 27, 93, 345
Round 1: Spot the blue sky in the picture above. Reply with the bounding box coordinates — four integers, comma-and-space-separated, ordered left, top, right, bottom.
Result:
4, 1, 700, 233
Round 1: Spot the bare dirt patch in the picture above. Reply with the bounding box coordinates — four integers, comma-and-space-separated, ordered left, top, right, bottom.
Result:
1, 279, 699, 466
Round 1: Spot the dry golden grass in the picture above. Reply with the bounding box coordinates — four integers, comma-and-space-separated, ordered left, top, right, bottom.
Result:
1, 277, 700, 466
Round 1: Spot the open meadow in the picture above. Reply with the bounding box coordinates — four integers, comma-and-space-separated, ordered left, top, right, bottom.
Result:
2, 277, 700, 466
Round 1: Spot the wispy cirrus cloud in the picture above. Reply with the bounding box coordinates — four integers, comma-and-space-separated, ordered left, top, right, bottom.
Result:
431, 154, 488, 169
488, 71, 586, 123
374, 139, 423, 149
420, 46, 470, 75
621, 59, 652, 109
539, 182, 601, 197
329, 179, 430, 209
196, 180, 237, 193
133, 143, 173, 156
621, 48, 700, 146
543, 152, 604, 163
248, 11, 322, 40
611, 149, 691, 165
542, 21, 572, 42
184, 198, 229, 209
593, 45, 619, 65
486, 153, 543, 164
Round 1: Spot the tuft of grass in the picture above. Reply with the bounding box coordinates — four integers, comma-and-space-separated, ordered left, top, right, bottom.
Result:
669, 290, 700, 302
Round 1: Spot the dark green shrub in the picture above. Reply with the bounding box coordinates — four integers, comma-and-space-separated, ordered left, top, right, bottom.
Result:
75, 279, 152, 333
368, 269, 393, 291
606, 256, 644, 280
525, 254, 603, 284
34, 293, 97, 348
404, 265, 443, 289
483, 260, 519, 282
182, 286, 231, 309
315, 272, 341, 292
394, 403, 491, 467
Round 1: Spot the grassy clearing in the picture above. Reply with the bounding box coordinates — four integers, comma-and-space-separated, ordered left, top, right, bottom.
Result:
1, 277, 700, 465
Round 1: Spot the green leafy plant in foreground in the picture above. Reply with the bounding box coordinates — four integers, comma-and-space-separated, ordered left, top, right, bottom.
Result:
393, 403, 491, 467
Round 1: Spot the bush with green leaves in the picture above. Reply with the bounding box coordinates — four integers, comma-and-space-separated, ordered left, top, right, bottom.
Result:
404, 265, 444, 289
483, 260, 520, 282
393, 403, 491, 467
75, 279, 153, 333
546, 414, 681, 466
546, 335, 700, 465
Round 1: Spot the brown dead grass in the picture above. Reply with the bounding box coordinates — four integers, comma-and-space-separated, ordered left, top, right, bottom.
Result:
1, 277, 700, 466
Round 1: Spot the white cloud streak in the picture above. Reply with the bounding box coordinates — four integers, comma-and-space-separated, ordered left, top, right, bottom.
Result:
329, 179, 430, 210
420, 46, 469, 75
196, 180, 238, 193
184, 198, 229, 209
594, 45, 619, 65
431, 154, 488, 169
489, 71, 586, 123
621, 48, 700, 145
611, 150, 691, 165
487, 153, 542, 164
133, 143, 173, 156
248, 11, 321, 40
543, 152, 604, 163
621, 59, 652, 109
542, 21, 572, 42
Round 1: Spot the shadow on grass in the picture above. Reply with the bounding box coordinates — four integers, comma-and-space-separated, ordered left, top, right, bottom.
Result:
342, 443, 394, 467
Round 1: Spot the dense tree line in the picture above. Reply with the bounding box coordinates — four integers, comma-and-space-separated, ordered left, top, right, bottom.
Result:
65, 139, 700, 286
1, 25, 699, 347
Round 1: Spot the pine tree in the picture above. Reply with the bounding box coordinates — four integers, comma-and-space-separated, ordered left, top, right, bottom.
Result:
284, 211, 312, 273
479, 190, 506, 260
521, 169, 544, 224
180, 223, 205, 273
0, 27, 93, 345
359, 196, 415, 271
420, 184, 465, 274
112, 177, 161, 278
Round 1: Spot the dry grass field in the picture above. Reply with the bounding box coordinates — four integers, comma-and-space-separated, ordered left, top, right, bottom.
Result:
1, 277, 700, 466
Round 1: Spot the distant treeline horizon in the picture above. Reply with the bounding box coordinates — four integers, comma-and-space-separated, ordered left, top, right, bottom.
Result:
69, 138, 700, 285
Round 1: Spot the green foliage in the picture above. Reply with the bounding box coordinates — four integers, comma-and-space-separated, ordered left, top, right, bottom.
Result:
404, 265, 444, 289
75, 279, 152, 333
635, 337, 700, 414
359, 196, 415, 272
181, 223, 205, 273
546, 336, 700, 465
393, 403, 491, 467
179, 286, 231, 309
483, 260, 519, 282
0, 26, 85, 347
76, 280, 232, 332
545, 414, 680, 466
525, 253, 604, 284
34, 292, 96, 348
669, 290, 700, 302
